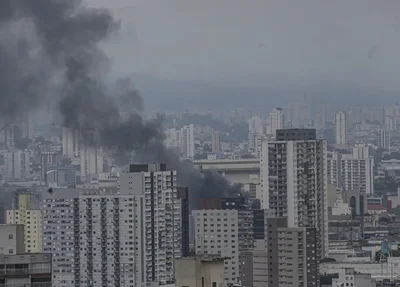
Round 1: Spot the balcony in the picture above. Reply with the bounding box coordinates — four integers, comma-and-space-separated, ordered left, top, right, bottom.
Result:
0, 283, 51, 287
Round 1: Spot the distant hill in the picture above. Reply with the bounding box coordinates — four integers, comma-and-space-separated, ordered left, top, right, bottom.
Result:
130, 74, 400, 114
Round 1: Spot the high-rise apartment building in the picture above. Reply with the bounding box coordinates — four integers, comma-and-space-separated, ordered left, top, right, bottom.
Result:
180, 124, 195, 160
264, 217, 319, 287
268, 108, 284, 138
194, 198, 254, 285
335, 111, 347, 148
119, 163, 182, 285
7, 194, 42, 253
42, 188, 146, 287
377, 129, 390, 151
62, 127, 80, 158
260, 129, 328, 258
327, 144, 374, 195
79, 143, 103, 180
4, 150, 22, 180
248, 116, 264, 151
212, 130, 221, 153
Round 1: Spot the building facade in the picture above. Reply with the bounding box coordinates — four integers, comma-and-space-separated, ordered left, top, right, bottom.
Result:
119, 163, 182, 285
327, 145, 374, 195
268, 108, 284, 138
7, 194, 42, 253
335, 111, 347, 148
260, 129, 328, 258
180, 124, 195, 160
211, 130, 221, 153
377, 129, 390, 151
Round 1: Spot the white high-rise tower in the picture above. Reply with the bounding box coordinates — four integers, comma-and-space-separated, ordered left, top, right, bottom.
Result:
335, 111, 347, 148
268, 108, 284, 137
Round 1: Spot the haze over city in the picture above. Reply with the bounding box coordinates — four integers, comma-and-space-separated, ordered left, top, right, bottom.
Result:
0, 1, 399, 287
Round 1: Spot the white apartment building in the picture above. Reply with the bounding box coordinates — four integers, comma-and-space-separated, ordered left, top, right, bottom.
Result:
377, 129, 390, 151
335, 111, 347, 148
327, 144, 374, 195
248, 116, 264, 151
212, 130, 221, 153
77, 191, 145, 287
260, 129, 328, 258
268, 108, 284, 138
180, 124, 195, 160
119, 163, 182, 285
193, 209, 240, 285
7, 194, 42, 253
42, 188, 147, 287
80, 143, 103, 180
62, 127, 80, 158
42, 189, 80, 287
165, 128, 181, 149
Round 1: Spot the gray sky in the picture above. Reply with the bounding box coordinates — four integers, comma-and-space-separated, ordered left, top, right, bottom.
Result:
87, 0, 400, 90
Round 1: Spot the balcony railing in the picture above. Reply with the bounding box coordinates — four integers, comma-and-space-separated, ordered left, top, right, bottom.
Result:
0, 283, 51, 287
0, 268, 51, 276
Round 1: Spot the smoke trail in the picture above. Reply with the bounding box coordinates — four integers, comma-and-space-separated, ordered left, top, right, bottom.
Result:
0, 0, 244, 205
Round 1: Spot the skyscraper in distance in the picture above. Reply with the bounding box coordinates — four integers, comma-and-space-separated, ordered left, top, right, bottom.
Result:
335, 111, 347, 148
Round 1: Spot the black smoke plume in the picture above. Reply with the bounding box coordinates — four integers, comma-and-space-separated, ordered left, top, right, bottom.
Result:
0, 0, 245, 206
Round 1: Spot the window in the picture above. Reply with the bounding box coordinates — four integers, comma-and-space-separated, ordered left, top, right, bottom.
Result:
8, 234, 13, 239
212, 283, 216, 287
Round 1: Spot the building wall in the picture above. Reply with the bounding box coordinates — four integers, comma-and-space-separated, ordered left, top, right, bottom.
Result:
0, 224, 25, 255
119, 164, 182, 285
260, 132, 328, 257
7, 194, 42, 253
193, 209, 240, 284
335, 111, 347, 148
175, 258, 224, 287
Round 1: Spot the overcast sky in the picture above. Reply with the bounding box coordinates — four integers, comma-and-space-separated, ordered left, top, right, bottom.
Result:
87, 0, 400, 90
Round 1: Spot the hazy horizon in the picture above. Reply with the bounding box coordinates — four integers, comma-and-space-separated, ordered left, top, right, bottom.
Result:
88, 0, 400, 92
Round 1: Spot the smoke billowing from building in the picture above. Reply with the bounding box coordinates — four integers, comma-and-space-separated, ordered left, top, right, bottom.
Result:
0, 0, 244, 206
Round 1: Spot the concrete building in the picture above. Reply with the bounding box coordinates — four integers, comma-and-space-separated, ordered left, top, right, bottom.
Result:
0, 224, 25, 255
260, 129, 328, 258
175, 257, 225, 287
180, 124, 195, 160
268, 108, 284, 138
264, 217, 319, 287
4, 150, 23, 180
79, 144, 103, 180
120, 163, 182, 285
165, 128, 181, 150
211, 130, 221, 153
7, 194, 42, 253
327, 145, 374, 195
0, 253, 52, 287
193, 209, 241, 284
42, 188, 146, 287
40, 151, 59, 182
377, 129, 390, 151
335, 111, 347, 148
62, 127, 80, 158
46, 166, 76, 188
77, 191, 146, 287
248, 116, 264, 151
240, 249, 268, 287
3, 124, 15, 149
177, 187, 190, 257
193, 199, 254, 286
332, 268, 376, 287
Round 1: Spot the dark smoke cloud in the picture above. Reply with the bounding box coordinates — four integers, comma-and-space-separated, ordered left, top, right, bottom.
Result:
134, 142, 245, 208
0, 0, 245, 205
